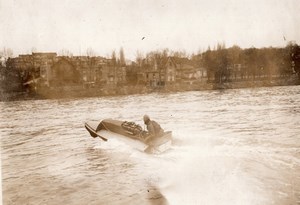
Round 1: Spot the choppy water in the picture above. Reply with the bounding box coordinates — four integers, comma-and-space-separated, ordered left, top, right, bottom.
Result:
1, 86, 300, 205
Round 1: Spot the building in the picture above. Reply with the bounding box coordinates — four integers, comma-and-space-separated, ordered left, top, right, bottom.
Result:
50, 58, 80, 86
137, 57, 177, 87
136, 56, 208, 87
174, 57, 207, 85
6, 52, 127, 89
32, 52, 57, 84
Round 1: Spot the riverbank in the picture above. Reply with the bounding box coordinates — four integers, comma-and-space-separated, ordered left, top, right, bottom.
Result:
1, 76, 299, 102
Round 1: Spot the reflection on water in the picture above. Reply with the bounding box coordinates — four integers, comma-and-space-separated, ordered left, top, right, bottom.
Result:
1, 86, 300, 205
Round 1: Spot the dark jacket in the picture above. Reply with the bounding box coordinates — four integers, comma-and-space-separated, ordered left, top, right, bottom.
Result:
146, 120, 164, 138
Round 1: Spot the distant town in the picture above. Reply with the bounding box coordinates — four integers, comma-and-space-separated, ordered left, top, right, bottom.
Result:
0, 42, 299, 101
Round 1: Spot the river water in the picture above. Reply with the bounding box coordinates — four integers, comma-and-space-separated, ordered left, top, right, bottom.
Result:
1, 86, 300, 205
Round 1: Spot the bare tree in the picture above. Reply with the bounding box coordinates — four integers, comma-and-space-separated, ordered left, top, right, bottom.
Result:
119, 47, 126, 66
31, 47, 37, 53
111, 50, 117, 66
86, 48, 96, 57
59, 49, 73, 57
171, 50, 187, 58
0, 47, 13, 66
135, 50, 144, 67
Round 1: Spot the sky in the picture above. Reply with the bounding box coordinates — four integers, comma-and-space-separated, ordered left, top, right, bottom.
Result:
0, 0, 299, 60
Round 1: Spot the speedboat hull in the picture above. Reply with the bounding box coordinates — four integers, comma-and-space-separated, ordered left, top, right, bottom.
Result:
85, 119, 172, 153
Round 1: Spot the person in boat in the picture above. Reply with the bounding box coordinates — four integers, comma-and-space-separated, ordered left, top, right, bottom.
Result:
143, 115, 164, 142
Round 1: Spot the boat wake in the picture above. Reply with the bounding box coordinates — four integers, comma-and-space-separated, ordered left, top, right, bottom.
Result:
129, 131, 268, 205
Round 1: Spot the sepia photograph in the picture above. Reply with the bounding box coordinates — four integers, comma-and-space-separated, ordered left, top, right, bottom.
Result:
0, 0, 300, 204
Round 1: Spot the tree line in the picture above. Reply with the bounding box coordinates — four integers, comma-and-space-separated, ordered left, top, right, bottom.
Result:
0, 42, 300, 92
195, 42, 300, 83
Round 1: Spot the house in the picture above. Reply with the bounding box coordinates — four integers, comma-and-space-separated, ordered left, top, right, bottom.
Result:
145, 70, 162, 86
98, 59, 127, 86
6, 53, 57, 87
6, 52, 127, 89
32, 52, 57, 83
174, 57, 207, 85
232, 64, 244, 80
50, 58, 80, 86
72, 56, 98, 83
138, 57, 177, 87
164, 57, 176, 84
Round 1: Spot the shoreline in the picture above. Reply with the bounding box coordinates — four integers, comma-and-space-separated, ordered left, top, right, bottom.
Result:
1, 77, 299, 102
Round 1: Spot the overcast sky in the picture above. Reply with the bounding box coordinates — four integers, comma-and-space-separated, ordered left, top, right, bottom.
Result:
1, 0, 299, 60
